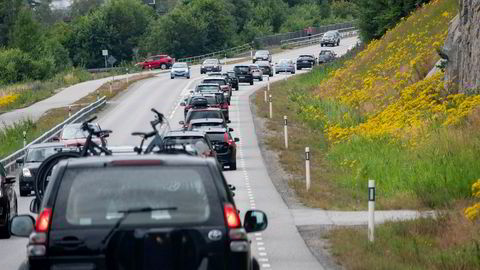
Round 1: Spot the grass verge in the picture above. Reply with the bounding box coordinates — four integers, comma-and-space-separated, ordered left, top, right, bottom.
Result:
328, 208, 480, 270
0, 73, 154, 159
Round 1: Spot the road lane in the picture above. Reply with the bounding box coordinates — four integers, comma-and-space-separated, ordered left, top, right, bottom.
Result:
1, 37, 358, 269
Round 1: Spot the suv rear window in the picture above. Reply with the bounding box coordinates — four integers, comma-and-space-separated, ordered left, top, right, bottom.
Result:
207, 132, 228, 142
196, 85, 220, 92
234, 66, 250, 73
55, 166, 214, 227
189, 96, 219, 106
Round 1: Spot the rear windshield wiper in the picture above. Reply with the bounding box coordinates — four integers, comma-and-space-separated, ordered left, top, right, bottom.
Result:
101, 206, 178, 249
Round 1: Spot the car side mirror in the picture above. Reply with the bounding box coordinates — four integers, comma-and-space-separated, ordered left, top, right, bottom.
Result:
234, 138, 240, 142
51, 136, 60, 142
189, 90, 194, 94
16, 158, 24, 164
244, 210, 268, 233
228, 184, 236, 191
5, 175, 16, 184
227, 120, 231, 124
229, 128, 234, 132
179, 121, 185, 125
30, 198, 40, 214
180, 102, 186, 106
10, 215, 35, 237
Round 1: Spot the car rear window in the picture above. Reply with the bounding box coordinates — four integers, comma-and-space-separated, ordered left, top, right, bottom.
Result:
202, 79, 226, 86
189, 96, 218, 105
188, 111, 223, 121
54, 166, 217, 227
61, 124, 100, 139
163, 137, 211, 154
196, 85, 220, 92
191, 123, 224, 129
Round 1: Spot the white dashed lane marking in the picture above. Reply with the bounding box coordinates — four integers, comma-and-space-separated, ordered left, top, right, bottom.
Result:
233, 94, 271, 269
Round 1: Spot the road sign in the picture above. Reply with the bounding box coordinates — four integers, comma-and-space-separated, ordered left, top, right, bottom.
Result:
102, 50, 108, 56
107, 55, 117, 66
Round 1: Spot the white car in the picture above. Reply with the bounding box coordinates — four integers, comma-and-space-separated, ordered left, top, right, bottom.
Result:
170, 62, 191, 79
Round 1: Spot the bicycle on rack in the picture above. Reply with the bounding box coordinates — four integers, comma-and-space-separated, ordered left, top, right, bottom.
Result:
34, 116, 112, 201
132, 108, 171, 154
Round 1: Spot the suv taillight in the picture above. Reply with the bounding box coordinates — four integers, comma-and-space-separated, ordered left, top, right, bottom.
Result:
36, 208, 52, 233
224, 203, 241, 229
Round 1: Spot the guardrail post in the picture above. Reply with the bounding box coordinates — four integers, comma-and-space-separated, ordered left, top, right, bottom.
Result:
269, 94, 273, 119
284, 116, 288, 149
68, 105, 72, 117
23, 131, 26, 147
305, 147, 311, 191
368, 180, 376, 242
97, 91, 100, 101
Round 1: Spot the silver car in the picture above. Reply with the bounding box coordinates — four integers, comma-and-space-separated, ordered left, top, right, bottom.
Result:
321, 30, 341, 47
170, 62, 191, 79
249, 64, 264, 81
275, 59, 295, 74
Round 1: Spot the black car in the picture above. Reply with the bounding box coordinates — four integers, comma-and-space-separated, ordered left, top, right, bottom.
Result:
0, 163, 17, 239
203, 128, 239, 170
256, 61, 273, 77
201, 58, 222, 74
234, 65, 254, 85
161, 130, 217, 158
16, 143, 67, 196
296, 55, 316, 70
225, 71, 239, 90
10, 155, 267, 269
318, 50, 336, 64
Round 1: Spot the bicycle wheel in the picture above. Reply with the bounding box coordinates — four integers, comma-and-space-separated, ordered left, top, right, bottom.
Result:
35, 151, 82, 202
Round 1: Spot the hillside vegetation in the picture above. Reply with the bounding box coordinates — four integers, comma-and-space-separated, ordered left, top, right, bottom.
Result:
257, 0, 474, 209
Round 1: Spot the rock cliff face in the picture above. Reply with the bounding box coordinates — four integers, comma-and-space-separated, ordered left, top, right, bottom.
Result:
444, 0, 480, 92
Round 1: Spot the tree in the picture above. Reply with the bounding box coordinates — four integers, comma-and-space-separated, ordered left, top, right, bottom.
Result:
69, 0, 105, 17
142, 0, 235, 58
0, 0, 25, 46
9, 7, 43, 54
66, 0, 154, 67
356, 0, 429, 42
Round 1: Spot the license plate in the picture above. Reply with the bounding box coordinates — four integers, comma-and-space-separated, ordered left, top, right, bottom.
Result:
239, 76, 245, 79
303, 61, 308, 63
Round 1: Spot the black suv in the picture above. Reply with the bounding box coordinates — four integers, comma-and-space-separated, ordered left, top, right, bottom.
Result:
233, 65, 254, 85
0, 163, 17, 239
203, 128, 239, 170
16, 143, 67, 196
10, 155, 267, 270
225, 71, 239, 91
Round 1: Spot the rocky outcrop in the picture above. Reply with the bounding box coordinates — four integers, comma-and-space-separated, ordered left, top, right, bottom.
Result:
444, 0, 480, 92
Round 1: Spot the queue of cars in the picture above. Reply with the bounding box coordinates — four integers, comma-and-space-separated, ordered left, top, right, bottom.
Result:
2, 40, 345, 267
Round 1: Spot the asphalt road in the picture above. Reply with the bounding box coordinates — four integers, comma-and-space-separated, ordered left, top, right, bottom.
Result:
0, 37, 359, 270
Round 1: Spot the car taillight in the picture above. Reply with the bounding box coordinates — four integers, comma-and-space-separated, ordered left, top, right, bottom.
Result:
224, 203, 241, 229
36, 208, 52, 233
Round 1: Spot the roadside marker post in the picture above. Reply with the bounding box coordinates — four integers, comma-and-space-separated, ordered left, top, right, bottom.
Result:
126, 68, 129, 84
267, 75, 270, 91
109, 81, 112, 93
264, 90, 267, 103
305, 147, 311, 191
269, 95, 273, 119
23, 131, 26, 147
284, 116, 288, 149
368, 180, 376, 242
68, 105, 72, 117
96, 92, 100, 101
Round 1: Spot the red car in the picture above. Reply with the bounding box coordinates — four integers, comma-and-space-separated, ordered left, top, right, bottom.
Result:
136, 54, 173, 70
57, 123, 108, 147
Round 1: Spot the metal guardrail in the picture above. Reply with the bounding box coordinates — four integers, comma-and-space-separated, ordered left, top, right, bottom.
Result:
177, 43, 253, 64
0, 96, 108, 174
280, 28, 358, 49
